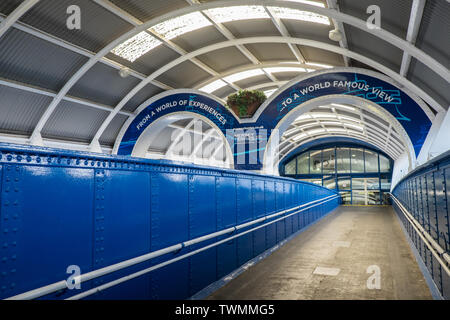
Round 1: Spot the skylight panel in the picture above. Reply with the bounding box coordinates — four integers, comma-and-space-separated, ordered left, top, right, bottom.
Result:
223, 69, 265, 83
268, 6, 330, 25
264, 66, 307, 73
111, 31, 162, 62
199, 79, 227, 93
150, 12, 212, 40
306, 62, 334, 68
204, 6, 269, 23
292, 133, 307, 141
284, 0, 326, 8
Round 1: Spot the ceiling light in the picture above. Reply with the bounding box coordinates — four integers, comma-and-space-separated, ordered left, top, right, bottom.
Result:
268, 6, 330, 25
150, 12, 212, 40
331, 103, 356, 111
223, 69, 265, 83
306, 62, 334, 68
111, 31, 161, 62
329, 29, 342, 42
292, 133, 307, 141
205, 6, 269, 23
199, 79, 228, 93
284, 0, 325, 7
344, 123, 364, 131
263, 66, 307, 73
308, 128, 326, 135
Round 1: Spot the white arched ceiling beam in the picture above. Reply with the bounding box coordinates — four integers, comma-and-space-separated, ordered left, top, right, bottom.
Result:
193, 61, 319, 91
279, 125, 404, 160
243, 81, 288, 93
277, 132, 401, 166
29, 0, 449, 147
0, 0, 39, 38
89, 36, 444, 152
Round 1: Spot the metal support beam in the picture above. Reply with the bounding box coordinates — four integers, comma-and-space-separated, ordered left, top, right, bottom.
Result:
0, 0, 39, 38
0, 77, 133, 116
400, 0, 426, 77
326, 0, 350, 66
25, 0, 448, 149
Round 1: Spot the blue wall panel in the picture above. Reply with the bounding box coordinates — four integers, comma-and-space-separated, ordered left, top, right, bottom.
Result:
12, 165, 94, 299
0, 143, 338, 300
150, 172, 189, 299
188, 175, 217, 295
216, 176, 237, 279
393, 153, 450, 300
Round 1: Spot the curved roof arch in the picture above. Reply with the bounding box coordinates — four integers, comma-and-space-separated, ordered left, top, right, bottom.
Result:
0, 0, 448, 162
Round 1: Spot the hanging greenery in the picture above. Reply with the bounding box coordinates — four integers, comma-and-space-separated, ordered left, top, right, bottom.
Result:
226, 90, 267, 118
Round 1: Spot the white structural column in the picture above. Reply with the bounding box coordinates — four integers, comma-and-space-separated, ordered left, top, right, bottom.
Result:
326, 0, 350, 66
28, 0, 449, 150
0, 0, 39, 38
400, 0, 426, 77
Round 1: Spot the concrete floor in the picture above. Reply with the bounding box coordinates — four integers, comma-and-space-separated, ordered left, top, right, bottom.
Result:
207, 206, 432, 300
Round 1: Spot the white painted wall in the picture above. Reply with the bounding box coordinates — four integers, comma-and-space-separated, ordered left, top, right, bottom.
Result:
426, 108, 450, 160
391, 151, 410, 190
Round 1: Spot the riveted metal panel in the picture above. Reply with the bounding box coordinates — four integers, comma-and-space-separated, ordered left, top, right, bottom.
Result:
216, 176, 237, 279
434, 170, 449, 250
275, 182, 285, 243
188, 174, 217, 295
236, 178, 253, 266
0, 144, 339, 300
151, 172, 189, 300
264, 181, 276, 249
1, 165, 94, 299
426, 172, 439, 242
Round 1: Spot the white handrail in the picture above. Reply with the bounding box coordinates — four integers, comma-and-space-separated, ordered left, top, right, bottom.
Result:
67, 195, 339, 300
390, 193, 450, 276
5, 194, 339, 300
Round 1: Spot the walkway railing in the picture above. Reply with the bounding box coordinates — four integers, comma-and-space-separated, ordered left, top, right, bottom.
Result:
0, 142, 339, 300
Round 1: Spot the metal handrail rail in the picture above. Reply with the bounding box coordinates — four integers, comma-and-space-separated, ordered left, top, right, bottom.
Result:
6, 194, 339, 300
389, 193, 450, 276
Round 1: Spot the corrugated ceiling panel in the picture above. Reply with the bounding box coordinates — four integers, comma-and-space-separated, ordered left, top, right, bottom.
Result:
171, 25, 227, 52
106, 44, 181, 76
297, 46, 344, 66
0, 28, 88, 91
123, 83, 163, 113
0, 84, 50, 136
235, 75, 271, 89
283, 19, 333, 44
0, 0, 23, 15
339, 0, 412, 39
344, 24, 403, 72
156, 60, 211, 88
408, 58, 449, 111
42, 101, 109, 143
110, 0, 188, 22
197, 46, 251, 73
20, 0, 133, 52
244, 43, 297, 62
68, 62, 141, 107
214, 85, 235, 100
99, 113, 129, 147
415, 0, 450, 70
224, 20, 281, 38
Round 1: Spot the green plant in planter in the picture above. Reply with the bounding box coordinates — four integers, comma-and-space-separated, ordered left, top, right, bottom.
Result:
226, 90, 267, 118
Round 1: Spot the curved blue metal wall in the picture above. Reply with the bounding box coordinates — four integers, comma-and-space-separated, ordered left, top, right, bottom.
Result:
0, 143, 339, 300
392, 151, 450, 299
